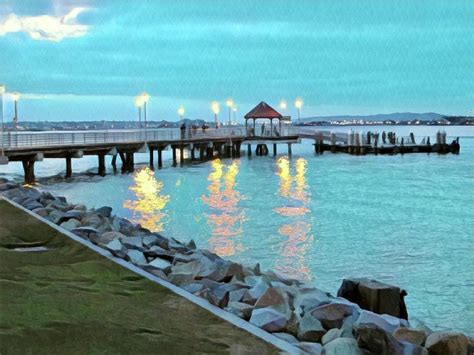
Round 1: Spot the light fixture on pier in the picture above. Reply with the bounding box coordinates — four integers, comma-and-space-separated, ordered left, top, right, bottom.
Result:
11, 92, 20, 130
279, 99, 287, 111
232, 105, 237, 124
134, 95, 144, 129
294, 97, 303, 124
211, 101, 220, 128
225, 98, 234, 125
178, 105, 185, 123
140, 92, 150, 129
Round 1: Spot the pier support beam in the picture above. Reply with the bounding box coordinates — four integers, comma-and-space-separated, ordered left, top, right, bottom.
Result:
288, 143, 292, 156
273, 144, 277, 156
247, 144, 252, 157
98, 154, 106, 176
190, 148, 195, 160
200, 146, 205, 161
22, 158, 36, 185
149, 147, 154, 169
157, 148, 163, 168
172, 147, 177, 167
65, 157, 72, 179
111, 154, 117, 171
235, 142, 241, 157
179, 146, 184, 166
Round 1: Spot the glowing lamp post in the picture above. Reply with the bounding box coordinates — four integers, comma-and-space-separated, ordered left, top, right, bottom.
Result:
12, 92, 20, 130
211, 101, 220, 129
294, 97, 303, 124
279, 99, 287, 111
134, 95, 144, 129
178, 105, 185, 123
225, 98, 234, 125
232, 105, 237, 124
141, 92, 150, 129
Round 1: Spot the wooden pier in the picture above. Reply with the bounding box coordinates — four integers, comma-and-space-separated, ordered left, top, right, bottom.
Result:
0, 126, 461, 184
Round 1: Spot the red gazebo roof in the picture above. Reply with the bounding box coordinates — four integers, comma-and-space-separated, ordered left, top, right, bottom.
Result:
244, 101, 283, 120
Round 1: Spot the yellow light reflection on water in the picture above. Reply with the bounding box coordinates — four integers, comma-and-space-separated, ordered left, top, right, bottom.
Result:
123, 167, 170, 232
201, 159, 245, 256
274, 157, 313, 280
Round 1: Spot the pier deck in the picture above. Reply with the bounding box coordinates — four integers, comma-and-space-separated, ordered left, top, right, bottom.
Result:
0, 127, 460, 183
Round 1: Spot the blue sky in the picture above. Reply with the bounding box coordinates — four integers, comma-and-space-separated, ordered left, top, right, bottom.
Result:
0, 0, 473, 122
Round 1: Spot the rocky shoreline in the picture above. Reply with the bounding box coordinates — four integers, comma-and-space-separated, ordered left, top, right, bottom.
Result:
1, 178, 472, 354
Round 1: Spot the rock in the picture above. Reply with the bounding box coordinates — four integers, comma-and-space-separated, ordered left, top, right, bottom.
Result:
102, 239, 126, 258
96, 231, 126, 244
143, 234, 169, 249
71, 226, 99, 239
322, 338, 364, 355
243, 280, 270, 305
0, 182, 19, 191
127, 250, 147, 266
393, 327, 426, 347
311, 302, 358, 330
425, 332, 468, 355
32, 207, 49, 217
186, 239, 197, 249
355, 310, 405, 334
25, 201, 44, 211
294, 287, 332, 315
206, 261, 244, 282
46, 209, 65, 224
286, 311, 302, 336
95, 206, 112, 217
322, 328, 343, 345
145, 246, 175, 261
120, 236, 144, 251
337, 278, 408, 319
182, 282, 204, 294
356, 324, 427, 355
167, 272, 194, 286
60, 219, 81, 231
298, 342, 323, 354
172, 258, 215, 280
249, 307, 287, 332
225, 302, 254, 319
254, 287, 291, 319
273, 332, 299, 344
297, 313, 326, 342
228, 288, 248, 303
168, 238, 188, 252
144, 258, 172, 273
58, 209, 85, 223
73, 204, 87, 211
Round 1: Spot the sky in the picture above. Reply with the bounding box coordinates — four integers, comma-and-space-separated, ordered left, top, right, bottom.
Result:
0, 0, 473, 122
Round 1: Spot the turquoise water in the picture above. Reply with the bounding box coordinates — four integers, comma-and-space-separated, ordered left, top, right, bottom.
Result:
2, 126, 473, 334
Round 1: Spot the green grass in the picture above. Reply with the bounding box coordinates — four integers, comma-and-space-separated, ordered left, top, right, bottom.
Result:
0, 200, 278, 354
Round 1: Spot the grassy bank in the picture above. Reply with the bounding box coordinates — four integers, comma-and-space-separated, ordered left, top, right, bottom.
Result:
0, 199, 277, 354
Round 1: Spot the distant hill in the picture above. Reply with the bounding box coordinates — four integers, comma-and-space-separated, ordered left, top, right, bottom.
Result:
302, 112, 445, 122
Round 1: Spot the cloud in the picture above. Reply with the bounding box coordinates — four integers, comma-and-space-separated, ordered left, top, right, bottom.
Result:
0, 7, 89, 41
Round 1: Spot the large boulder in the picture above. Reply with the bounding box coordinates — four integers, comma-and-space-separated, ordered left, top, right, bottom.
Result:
294, 287, 332, 315
126, 250, 147, 266
60, 219, 81, 231
355, 310, 406, 334
93, 231, 126, 245
143, 234, 169, 250
298, 342, 323, 354
254, 287, 291, 319
145, 246, 175, 261
337, 278, 408, 320
322, 328, 343, 345
322, 338, 364, 355
424, 332, 468, 355
144, 258, 172, 274
242, 280, 270, 305
297, 313, 326, 342
71, 226, 99, 240
95, 206, 112, 217
311, 302, 358, 330
120, 236, 145, 251
393, 327, 427, 347
101, 238, 127, 258
249, 307, 287, 332
225, 302, 254, 320
356, 324, 427, 355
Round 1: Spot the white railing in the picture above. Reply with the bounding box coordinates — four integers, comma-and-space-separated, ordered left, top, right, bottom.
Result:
1, 127, 251, 150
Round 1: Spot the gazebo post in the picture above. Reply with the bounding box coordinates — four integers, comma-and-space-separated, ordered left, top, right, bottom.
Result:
253, 119, 256, 136
279, 120, 282, 136
270, 118, 273, 137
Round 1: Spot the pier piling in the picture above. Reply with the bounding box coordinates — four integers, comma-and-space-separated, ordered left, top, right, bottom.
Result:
157, 148, 163, 168
97, 154, 106, 176
65, 157, 72, 178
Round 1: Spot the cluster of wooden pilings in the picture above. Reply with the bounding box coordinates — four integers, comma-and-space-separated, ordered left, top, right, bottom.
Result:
314, 131, 461, 155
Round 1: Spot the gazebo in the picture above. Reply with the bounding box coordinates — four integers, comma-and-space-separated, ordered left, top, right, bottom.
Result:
244, 101, 283, 137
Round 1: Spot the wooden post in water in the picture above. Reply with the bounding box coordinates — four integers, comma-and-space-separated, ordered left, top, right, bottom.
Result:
149, 147, 154, 169
22, 157, 36, 184
128, 152, 135, 172
190, 147, 195, 160
119, 151, 127, 173
199, 145, 205, 161
65, 156, 72, 178
98, 154, 106, 176
235, 142, 241, 157
172, 147, 177, 167
111, 154, 117, 171
157, 148, 163, 168
288, 143, 292, 156
247, 144, 252, 157
179, 146, 184, 166
273, 144, 277, 156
